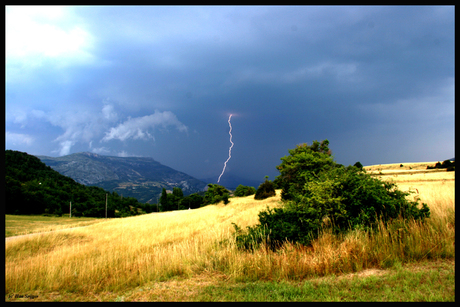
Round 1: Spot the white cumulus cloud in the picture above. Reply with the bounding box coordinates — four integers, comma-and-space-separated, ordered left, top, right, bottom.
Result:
101, 111, 188, 142
6, 132, 35, 146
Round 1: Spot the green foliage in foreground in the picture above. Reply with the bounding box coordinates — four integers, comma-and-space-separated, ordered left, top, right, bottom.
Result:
234, 140, 430, 251
4, 260, 454, 301
196, 261, 454, 302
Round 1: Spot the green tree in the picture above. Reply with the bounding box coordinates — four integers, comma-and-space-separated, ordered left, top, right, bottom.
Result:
276, 140, 336, 201
203, 184, 230, 205
354, 161, 364, 170
172, 187, 184, 199
180, 193, 203, 209
172, 187, 184, 210
159, 188, 170, 211
166, 193, 179, 211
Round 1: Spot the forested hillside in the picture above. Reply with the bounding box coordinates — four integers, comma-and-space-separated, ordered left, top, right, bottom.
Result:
5, 150, 156, 217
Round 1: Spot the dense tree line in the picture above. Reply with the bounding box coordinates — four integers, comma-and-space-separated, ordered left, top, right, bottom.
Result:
158, 187, 203, 211
157, 183, 231, 211
5, 150, 156, 217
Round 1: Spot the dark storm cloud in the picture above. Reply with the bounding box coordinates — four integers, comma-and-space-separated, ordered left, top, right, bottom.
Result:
6, 6, 454, 182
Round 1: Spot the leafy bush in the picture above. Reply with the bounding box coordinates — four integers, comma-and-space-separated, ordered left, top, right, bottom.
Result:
254, 178, 276, 200
222, 193, 230, 205
203, 184, 230, 205
234, 184, 256, 197
234, 140, 430, 251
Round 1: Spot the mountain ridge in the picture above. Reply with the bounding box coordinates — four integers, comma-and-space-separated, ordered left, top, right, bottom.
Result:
35, 152, 207, 204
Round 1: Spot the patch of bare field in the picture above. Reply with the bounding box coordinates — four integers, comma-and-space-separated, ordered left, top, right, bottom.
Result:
364, 161, 440, 172
378, 171, 453, 181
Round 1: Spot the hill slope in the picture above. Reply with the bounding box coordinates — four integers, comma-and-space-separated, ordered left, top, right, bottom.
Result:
5, 150, 152, 217
36, 152, 207, 203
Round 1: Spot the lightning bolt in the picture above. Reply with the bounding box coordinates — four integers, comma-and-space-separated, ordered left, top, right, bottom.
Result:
217, 114, 234, 183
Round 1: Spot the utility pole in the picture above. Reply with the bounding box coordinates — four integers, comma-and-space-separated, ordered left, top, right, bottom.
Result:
70, 201, 72, 218
105, 193, 108, 218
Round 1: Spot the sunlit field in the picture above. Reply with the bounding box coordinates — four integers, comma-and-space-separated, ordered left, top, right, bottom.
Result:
5, 215, 107, 238
5, 164, 455, 301
366, 162, 455, 222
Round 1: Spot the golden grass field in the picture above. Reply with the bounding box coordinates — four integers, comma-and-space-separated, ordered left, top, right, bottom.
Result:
365, 162, 454, 221
5, 215, 107, 238
5, 162, 455, 301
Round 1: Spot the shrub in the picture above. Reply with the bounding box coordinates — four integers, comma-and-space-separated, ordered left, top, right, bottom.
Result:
442, 160, 455, 171
254, 178, 276, 200
234, 140, 430, 251
234, 185, 256, 197
427, 160, 455, 171
222, 193, 230, 205
441, 160, 452, 168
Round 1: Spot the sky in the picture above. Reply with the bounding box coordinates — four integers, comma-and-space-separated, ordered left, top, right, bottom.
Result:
5, 5, 455, 182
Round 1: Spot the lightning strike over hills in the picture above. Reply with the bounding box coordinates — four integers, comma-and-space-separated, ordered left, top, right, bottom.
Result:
217, 114, 234, 183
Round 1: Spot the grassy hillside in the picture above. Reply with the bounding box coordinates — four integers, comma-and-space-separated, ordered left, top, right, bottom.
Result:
5, 163, 455, 301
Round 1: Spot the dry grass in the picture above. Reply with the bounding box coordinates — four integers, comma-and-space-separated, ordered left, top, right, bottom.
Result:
367, 163, 454, 223
5, 165, 455, 301
363, 161, 440, 172
5, 215, 106, 237
5, 192, 282, 295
